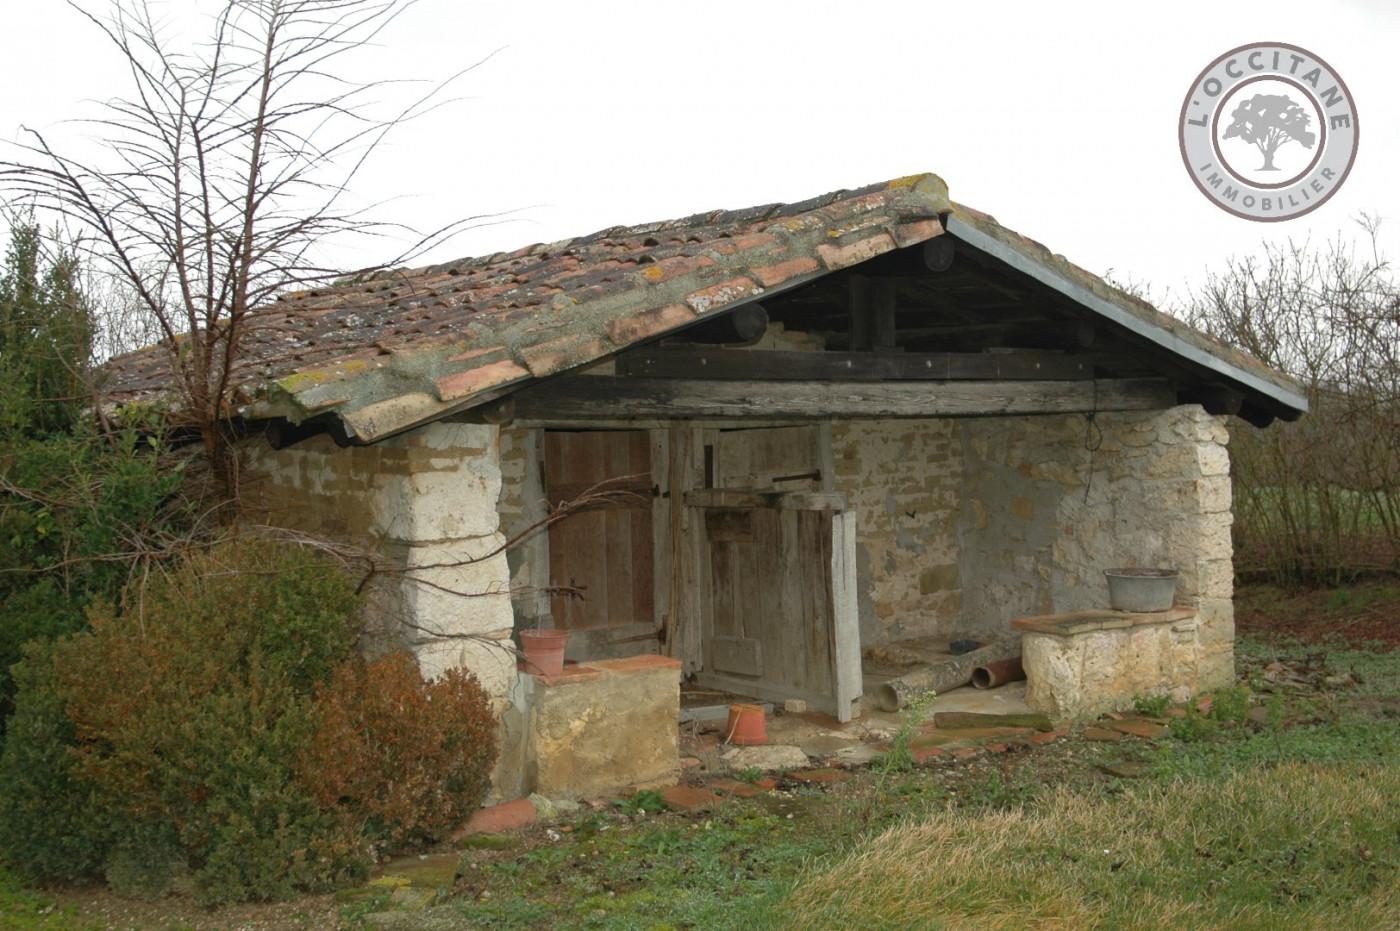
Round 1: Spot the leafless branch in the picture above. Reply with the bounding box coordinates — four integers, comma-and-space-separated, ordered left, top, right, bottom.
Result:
2, 0, 497, 503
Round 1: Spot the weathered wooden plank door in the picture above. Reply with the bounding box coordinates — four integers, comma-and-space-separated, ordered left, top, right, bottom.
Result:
543, 431, 655, 656
714, 425, 824, 491
687, 490, 861, 722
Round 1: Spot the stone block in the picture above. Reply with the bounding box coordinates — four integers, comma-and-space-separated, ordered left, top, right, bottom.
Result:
1196, 647, 1235, 691
1196, 558, 1235, 601
399, 538, 513, 640
1194, 601, 1235, 647
918, 563, 960, 594
1195, 443, 1231, 477
1198, 475, 1232, 513
413, 632, 517, 701
370, 449, 504, 542
1020, 610, 1204, 723
721, 745, 811, 772
528, 654, 681, 799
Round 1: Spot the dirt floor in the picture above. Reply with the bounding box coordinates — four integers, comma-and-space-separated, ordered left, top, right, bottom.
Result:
37, 580, 1400, 930
1235, 578, 1400, 650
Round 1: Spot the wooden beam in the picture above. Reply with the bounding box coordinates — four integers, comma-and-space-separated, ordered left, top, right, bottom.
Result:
683, 489, 848, 511
512, 376, 1177, 421
671, 302, 769, 345
894, 320, 1097, 351
858, 236, 955, 277
848, 274, 872, 351
1177, 386, 1244, 416
615, 347, 1092, 381
871, 279, 898, 350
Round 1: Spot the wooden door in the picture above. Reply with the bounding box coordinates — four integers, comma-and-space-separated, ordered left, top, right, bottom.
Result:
542, 431, 655, 651
714, 425, 823, 490
687, 490, 861, 722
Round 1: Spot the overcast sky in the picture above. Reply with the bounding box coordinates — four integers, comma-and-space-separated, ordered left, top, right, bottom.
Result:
2, 0, 1396, 310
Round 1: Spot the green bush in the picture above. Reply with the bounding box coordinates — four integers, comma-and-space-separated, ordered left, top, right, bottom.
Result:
0, 536, 498, 905
0, 222, 184, 732
0, 642, 112, 884
0, 425, 188, 728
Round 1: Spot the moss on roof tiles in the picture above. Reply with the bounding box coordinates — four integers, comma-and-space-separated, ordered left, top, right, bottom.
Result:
101, 172, 1302, 441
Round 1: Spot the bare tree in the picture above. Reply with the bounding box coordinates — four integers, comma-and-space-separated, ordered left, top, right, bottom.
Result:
1185, 220, 1400, 584
3, 0, 489, 498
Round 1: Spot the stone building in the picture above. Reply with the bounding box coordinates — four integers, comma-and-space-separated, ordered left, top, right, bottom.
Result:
106, 174, 1306, 800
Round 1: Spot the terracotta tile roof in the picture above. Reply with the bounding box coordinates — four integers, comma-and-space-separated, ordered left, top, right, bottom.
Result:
103, 172, 1305, 442
105, 174, 953, 441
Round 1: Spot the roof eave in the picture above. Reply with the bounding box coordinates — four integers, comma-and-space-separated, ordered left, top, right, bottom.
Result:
944, 213, 1309, 418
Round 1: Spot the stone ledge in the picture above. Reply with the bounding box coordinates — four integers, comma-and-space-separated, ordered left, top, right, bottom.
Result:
525, 662, 603, 687
1011, 607, 1196, 636
521, 653, 682, 689
587, 654, 683, 675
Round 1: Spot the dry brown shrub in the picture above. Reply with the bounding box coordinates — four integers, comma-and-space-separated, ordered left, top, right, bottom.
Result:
299, 651, 498, 852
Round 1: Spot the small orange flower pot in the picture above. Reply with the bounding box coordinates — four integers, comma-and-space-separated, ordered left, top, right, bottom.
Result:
725, 704, 768, 746
519, 629, 569, 677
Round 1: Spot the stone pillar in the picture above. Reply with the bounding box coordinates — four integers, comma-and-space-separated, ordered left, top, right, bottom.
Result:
371, 422, 517, 699
241, 421, 517, 703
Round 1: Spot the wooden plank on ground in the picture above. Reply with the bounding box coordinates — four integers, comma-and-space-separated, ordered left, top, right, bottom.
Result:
932, 711, 1055, 732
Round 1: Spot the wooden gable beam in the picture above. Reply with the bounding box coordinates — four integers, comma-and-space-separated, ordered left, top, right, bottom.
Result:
512, 376, 1176, 421
616, 346, 1093, 381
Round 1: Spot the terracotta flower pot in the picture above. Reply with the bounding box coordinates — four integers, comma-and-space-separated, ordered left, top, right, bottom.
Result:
519, 628, 570, 676
725, 704, 768, 746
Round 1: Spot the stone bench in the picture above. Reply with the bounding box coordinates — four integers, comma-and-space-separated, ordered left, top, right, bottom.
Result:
1011, 608, 1199, 722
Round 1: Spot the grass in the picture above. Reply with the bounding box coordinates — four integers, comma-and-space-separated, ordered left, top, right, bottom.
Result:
20, 586, 1400, 929
450, 805, 827, 929
782, 764, 1400, 930
429, 624, 1400, 930
0, 865, 103, 930
780, 633, 1400, 930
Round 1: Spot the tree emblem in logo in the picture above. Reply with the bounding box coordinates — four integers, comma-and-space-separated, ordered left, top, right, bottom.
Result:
1222, 94, 1316, 171
1179, 43, 1358, 222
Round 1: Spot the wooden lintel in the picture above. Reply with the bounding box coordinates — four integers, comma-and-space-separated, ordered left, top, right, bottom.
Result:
511, 376, 1177, 420
615, 347, 1092, 381
683, 489, 848, 511
893, 320, 1096, 352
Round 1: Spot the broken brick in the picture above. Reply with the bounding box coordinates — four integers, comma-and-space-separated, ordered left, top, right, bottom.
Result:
660, 785, 719, 812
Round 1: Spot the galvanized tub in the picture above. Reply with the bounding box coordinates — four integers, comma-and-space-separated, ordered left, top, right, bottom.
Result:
1103, 568, 1179, 612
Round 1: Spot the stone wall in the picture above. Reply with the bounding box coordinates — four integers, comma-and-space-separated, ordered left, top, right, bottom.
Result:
496, 424, 549, 626
241, 421, 517, 701
830, 418, 962, 644
959, 405, 1234, 691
